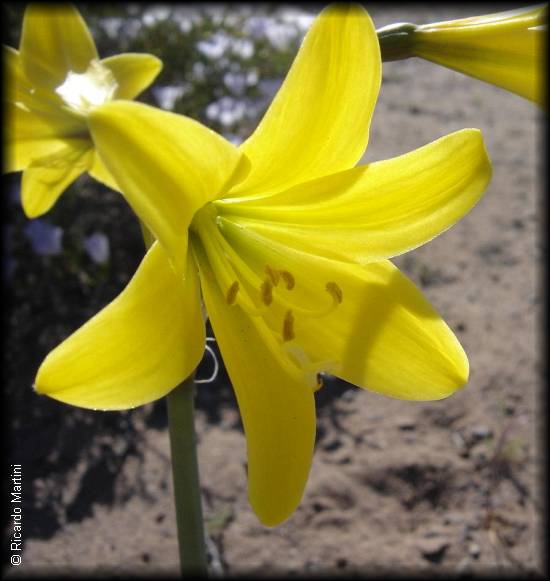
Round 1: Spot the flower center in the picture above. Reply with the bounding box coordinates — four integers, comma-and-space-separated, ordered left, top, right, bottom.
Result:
193, 209, 341, 391
55, 60, 117, 113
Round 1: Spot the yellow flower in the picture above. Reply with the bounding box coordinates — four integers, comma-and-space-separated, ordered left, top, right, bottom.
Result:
411, 4, 547, 106
3, 3, 163, 217
34, 5, 492, 526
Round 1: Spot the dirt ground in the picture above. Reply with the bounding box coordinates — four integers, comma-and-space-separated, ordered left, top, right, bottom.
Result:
5, 5, 544, 577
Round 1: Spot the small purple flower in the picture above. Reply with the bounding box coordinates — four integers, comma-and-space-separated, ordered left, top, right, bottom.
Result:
24, 220, 63, 256
84, 232, 110, 265
197, 33, 230, 59
224, 71, 246, 95
245, 15, 269, 38
8, 181, 21, 205
152, 85, 187, 110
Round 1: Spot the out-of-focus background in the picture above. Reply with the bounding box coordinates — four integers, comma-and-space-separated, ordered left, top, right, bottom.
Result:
3, 3, 543, 576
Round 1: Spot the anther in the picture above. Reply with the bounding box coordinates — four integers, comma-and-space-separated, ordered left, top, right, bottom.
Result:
280, 270, 295, 290
260, 278, 273, 306
265, 265, 280, 286
326, 282, 343, 304
226, 281, 239, 305
283, 310, 295, 342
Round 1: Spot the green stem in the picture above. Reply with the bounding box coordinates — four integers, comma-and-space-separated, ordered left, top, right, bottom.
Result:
137, 221, 206, 575
167, 376, 208, 576
377, 22, 418, 62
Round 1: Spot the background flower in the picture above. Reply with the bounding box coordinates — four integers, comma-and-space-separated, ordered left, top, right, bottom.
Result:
406, 5, 546, 106
3, 3, 163, 217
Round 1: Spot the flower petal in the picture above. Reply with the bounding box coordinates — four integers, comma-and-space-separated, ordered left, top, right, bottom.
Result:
20, 3, 98, 91
230, 3, 381, 199
100, 53, 163, 100
302, 260, 469, 400
21, 139, 93, 218
3, 101, 85, 173
218, 220, 469, 401
88, 151, 120, 192
218, 129, 491, 264
4, 45, 64, 112
4, 45, 33, 104
35, 242, 205, 410
195, 242, 316, 526
88, 101, 244, 273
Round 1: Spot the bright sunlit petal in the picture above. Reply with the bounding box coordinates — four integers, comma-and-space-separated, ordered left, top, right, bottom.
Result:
100, 53, 163, 100
89, 101, 245, 273
218, 219, 469, 401
35, 243, 205, 410
218, 129, 492, 264
196, 243, 316, 526
230, 3, 381, 200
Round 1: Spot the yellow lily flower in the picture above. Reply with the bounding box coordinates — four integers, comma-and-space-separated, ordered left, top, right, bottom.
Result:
34, 4, 492, 526
411, 4, 547, 106
3, 3, 163, 217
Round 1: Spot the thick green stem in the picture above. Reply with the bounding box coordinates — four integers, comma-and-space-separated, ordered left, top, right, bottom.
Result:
377, 22, 418, 62
167, 375, 207, 576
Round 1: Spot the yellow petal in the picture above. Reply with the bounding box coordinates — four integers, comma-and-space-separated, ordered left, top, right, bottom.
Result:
230, 3, 381, 199
88, 151, 120, 192
88, 101, 244, 273
194, 241, 316, 526
20, 3, 98, 91
3, 101, 85, 173
100, 53, 163, 100
218, 219, 469, 401
218, 129, 491, 264
4, 45, 33, 104
3, 45, 64, 111
21, 139, 93, 218
412, 5, 547, 105
303, 260, 469, 400
35, 242, 204, 410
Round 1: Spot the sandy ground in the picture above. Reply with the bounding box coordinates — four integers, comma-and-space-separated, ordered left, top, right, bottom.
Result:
5, 5, 544, 577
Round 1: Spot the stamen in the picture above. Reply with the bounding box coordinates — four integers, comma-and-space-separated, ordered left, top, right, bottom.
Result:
265, 265, 280, 286
198, 215, 345, 384
226, 281, 239, 305
282, 310, 295, 342
285, 281, 342, 320
260, 278, 273, 306
280, 270, 295, 290
326, 282, 343, 304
